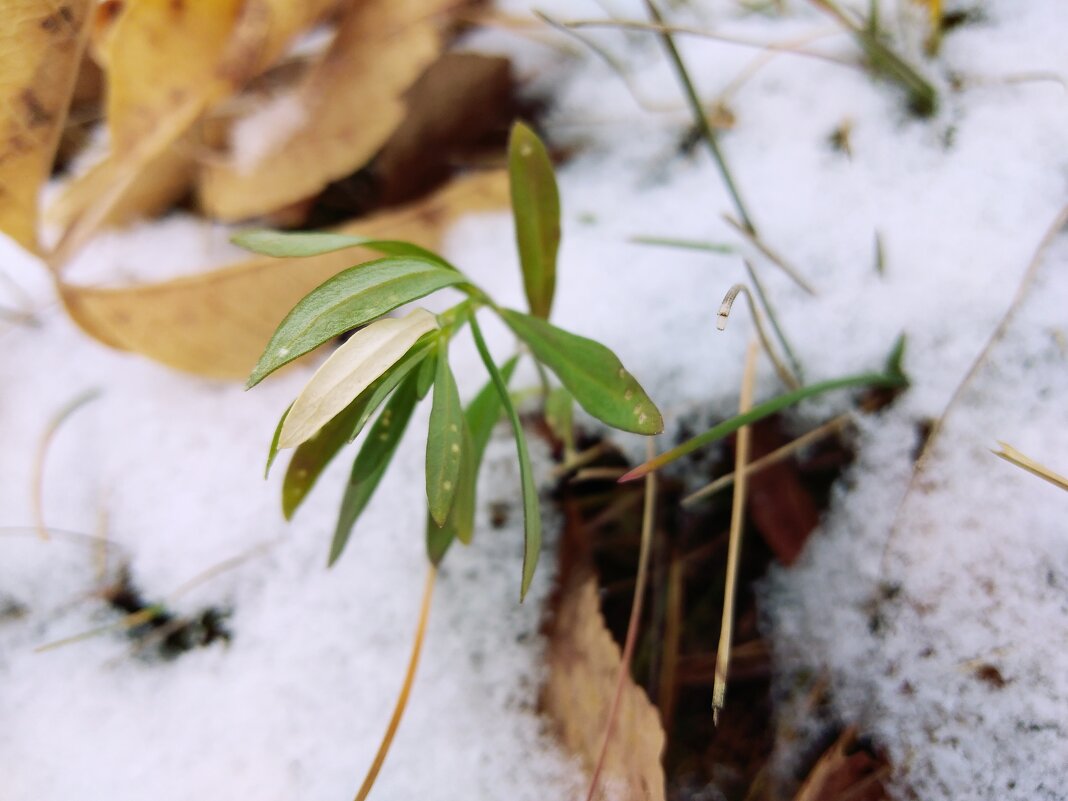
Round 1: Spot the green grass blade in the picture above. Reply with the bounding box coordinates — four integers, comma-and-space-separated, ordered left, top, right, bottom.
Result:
621, 368, 908, 482
247, 256, 468, 388
469, 316, 542, 600
508, 122, 560, 319
426, 339, 464, 527
232, 229, 453, 267
329, 373, 421, 566
500, 308, 663, 435
281, 338, 434, 518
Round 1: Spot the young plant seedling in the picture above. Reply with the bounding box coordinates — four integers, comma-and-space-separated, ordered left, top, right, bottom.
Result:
237, 121, 664, 600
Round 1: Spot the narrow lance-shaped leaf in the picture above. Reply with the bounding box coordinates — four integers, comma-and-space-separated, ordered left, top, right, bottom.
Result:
508, 121, 560, 319
500, 309, 663, 435
415, 348, 438, 399
247, 256, 465, 387
469, 316, 541, 600
329, 372, 422, 566
427, 420, 476, 564
282, 337, 434, 518
279, 309, 437, 450
265, 403, 292, 478
426, 338, 465, 527
544, 386, 575, 454
232, 229, 454, 268
427, 355, 519, 565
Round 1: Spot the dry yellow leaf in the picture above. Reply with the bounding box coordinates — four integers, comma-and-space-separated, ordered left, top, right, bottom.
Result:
49, 130, 197, 231
198, 0, 454, 221
59, 169, 508, 379
0, 0, 90, 252
51, 0, 340, 265
544, 566, 666, 801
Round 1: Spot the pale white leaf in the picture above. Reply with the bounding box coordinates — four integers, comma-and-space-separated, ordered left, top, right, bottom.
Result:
278, 309, 437, 449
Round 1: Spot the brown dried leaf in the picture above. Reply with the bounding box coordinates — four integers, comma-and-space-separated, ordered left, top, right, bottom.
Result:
0, 0, 90, 252
544, 564, 666, 801
793, 727, 888, 801
198, 0, 454, 221
746, 419, 821, 566
58, 169, 508, 379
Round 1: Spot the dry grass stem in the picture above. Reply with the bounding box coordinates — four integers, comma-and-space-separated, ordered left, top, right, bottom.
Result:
31, 389, 102, 541
992, 442, 1068, 493
724, 214, 816, 295
559, 17, 854, 69
718, 283, 801, 389
712, 339, 758, 723
354, 565, 437, 801
584, 438, 658, 801
683, 414, 849, 506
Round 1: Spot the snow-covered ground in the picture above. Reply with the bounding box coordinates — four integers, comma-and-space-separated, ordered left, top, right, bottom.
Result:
2, 1, 1067, 799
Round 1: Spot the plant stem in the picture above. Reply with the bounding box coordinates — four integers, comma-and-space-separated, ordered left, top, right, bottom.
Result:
642, 0, 758, 234
469, 313, 542, 599
744, 260, 805, 383
712, 341, 756, 723
354, 565, 437, 801
620, 368, 906, 481
584, 438, 658, 801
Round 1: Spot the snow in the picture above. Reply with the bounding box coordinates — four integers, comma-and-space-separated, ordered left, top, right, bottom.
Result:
3, 0, 1068, 799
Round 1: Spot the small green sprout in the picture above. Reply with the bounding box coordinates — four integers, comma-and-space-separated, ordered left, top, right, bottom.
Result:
236, 122, 663, 600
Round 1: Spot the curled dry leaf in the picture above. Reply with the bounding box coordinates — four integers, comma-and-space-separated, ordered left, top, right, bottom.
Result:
59, 169, 508, 379
198, 0, 455, 221
0, 0, 90, 253
544, 563, 666, 801
279, 308, 437, 449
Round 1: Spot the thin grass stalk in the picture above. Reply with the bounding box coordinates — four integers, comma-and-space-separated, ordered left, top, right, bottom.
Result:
642, 0, 758, 234
744, 259, 805, 384
584, 438, 658, 801
712, 340, 757, 722
354, 565, 437, 801
682, 414, 849, 506
718, 283, 800, 390
32, 389, 102, 540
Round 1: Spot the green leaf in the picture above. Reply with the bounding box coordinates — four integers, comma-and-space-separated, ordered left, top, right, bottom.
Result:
426, 420, 476, 564
414, 347, 438, 400
425, 339, 464, 527
499, 309, 663, 435
329, 372, 421, 566
231, 229, 453, 267
544, 386, 575, 453
247, 256, 467, 387
467, 355, 519, 459
426, 355, 519, 566
469, 316, 541, 600
265, 403, 291, 478
281, 337, 434, 518
278, 309, 437, 449
508, 121, 560, 319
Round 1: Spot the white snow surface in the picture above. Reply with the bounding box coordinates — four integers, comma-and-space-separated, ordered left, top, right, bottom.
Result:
2, 0, 1067, 799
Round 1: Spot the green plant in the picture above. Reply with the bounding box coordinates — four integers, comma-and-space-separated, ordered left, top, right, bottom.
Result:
236, 122, 663, 599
